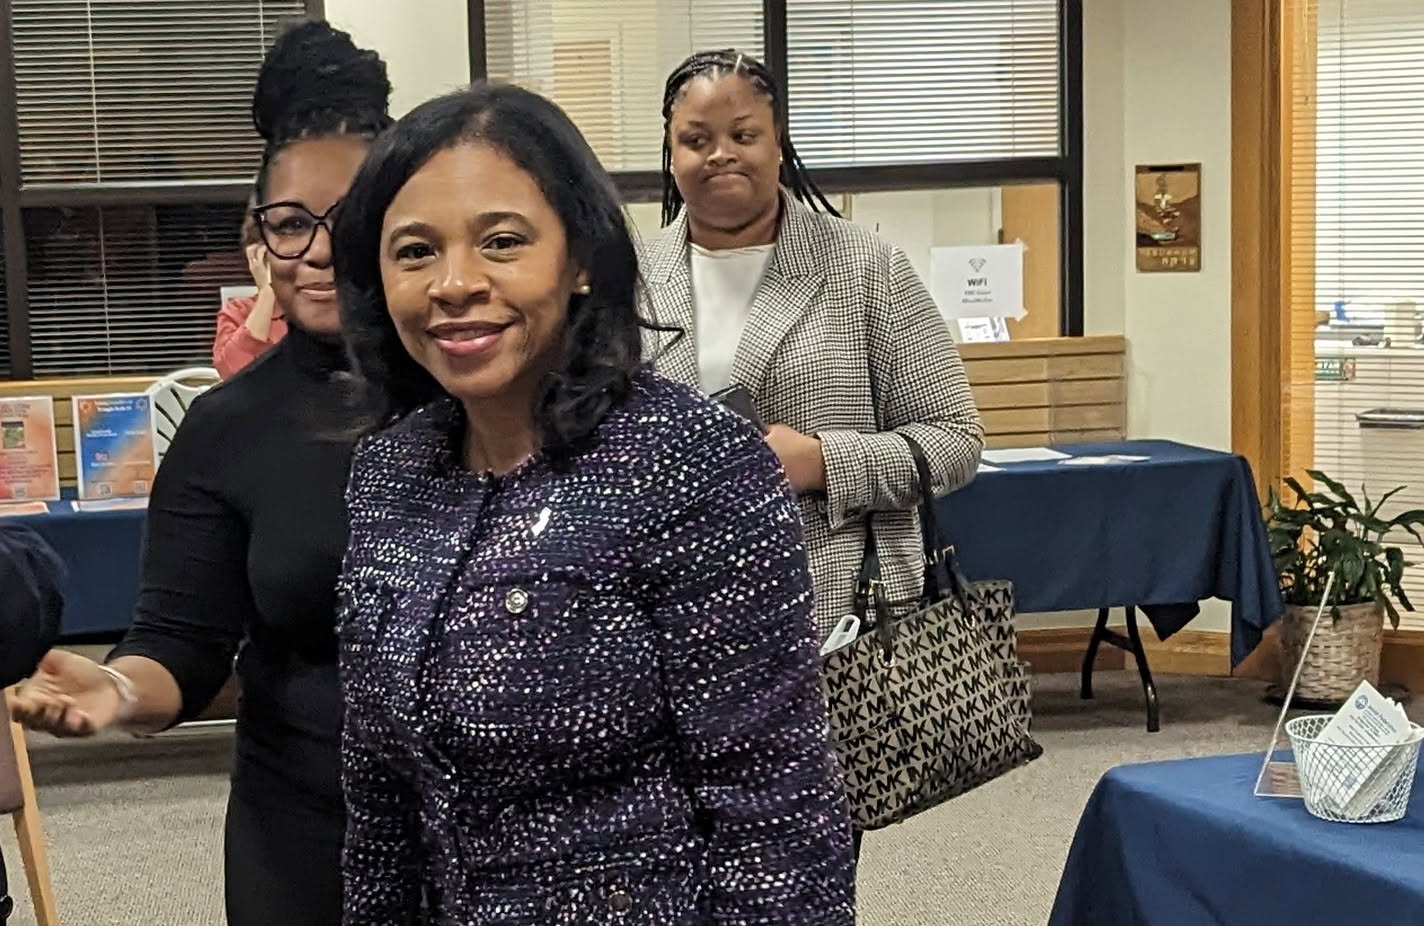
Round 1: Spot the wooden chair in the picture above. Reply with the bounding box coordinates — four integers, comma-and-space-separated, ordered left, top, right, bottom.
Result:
0, 689, 58, 926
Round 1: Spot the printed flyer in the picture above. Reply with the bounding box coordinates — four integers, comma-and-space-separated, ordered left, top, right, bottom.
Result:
72, 393, 157, 500
0, 395, 61, 502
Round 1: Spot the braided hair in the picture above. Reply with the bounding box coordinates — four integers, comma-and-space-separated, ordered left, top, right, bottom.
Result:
660, 49, 837, 226
252, 20, 393, 200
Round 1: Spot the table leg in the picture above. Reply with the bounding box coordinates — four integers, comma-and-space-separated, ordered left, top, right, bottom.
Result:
1124, 606, 1161, 733
1080, 607, 1111, 700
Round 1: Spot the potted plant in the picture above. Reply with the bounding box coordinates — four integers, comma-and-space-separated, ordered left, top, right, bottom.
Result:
1265, 470, 1424, 704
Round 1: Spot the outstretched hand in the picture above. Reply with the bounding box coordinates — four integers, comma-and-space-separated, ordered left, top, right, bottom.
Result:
10, 649, 123, 738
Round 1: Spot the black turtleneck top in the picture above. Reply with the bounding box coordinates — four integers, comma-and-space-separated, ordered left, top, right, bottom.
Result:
110, 325, 358, 811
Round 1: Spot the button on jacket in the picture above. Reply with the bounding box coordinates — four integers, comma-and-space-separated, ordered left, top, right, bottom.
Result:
338, 372, 856, 925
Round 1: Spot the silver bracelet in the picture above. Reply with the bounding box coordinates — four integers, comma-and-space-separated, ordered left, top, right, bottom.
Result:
96, 664, 137, 722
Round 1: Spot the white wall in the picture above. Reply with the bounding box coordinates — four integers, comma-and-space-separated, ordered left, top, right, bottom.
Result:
323, 0, 471, 117
1111, 0, 1233, 453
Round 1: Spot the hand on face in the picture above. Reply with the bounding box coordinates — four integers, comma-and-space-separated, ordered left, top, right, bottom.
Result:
244, 242, 272, 291
258, 135, 371, 336
10, 649, 123, 738
378, 144, 583, 410
765, 424, 826, 494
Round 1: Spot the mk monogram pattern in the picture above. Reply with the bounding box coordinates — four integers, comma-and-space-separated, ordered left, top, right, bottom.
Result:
822, 579, 1042, 830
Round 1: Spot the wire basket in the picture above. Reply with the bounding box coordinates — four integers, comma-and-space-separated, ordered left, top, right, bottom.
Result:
1285, 715, 1424, 823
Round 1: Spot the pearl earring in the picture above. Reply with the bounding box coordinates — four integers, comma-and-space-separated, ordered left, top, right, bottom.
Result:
576, 283, 591, 295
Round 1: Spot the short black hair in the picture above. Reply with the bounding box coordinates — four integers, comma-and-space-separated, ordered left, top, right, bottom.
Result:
252, 20, 393, 200
334, 83, 653, 469
660, 49, 838, 226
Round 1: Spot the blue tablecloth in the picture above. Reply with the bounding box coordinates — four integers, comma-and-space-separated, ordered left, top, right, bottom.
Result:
936, 440, 1282, 665
1048, 752, 1424, 926
12, 491, 145, 637
11, 439, 1282, 649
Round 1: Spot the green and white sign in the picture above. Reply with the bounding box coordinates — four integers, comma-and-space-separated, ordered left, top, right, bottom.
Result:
1315, 357, 1357, 382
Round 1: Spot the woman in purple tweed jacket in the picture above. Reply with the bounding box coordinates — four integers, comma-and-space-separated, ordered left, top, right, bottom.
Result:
330, 84, 855, 924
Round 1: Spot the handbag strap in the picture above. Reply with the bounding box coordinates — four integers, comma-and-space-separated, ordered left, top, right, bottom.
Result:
851, 358, 972, 664
854, 432, 965, 622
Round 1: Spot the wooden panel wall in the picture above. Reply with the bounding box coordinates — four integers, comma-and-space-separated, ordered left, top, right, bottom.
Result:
2, 335, 1127, 485
0, 376, 155, 488
960, 335, 1127, 448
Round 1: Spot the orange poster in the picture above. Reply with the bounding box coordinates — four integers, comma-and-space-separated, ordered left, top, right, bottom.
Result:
0, 396, 61, 502
72, 394, 157, 500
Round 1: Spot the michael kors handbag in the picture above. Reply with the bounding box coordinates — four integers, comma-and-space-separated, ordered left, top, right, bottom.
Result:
821, 434, 1042, 830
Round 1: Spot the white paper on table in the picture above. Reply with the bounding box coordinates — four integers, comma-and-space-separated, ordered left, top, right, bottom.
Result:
982, 447, 1070, 464
977, 462, 1002, 473
1303, 680, 1416, 813
0, 501, 49, 517
1059, 454, 1151, 466
72, 497, 149, 512
957, 317, 1010, 343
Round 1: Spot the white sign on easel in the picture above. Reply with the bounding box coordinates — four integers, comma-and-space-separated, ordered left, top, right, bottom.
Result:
928, 243, 1027, 343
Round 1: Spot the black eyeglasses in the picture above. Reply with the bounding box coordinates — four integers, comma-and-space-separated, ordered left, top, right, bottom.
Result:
251, 200, 342, 260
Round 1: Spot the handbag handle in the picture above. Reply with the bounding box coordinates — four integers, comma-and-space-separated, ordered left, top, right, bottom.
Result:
854, 433, 968, 632
850, 360, 972, 664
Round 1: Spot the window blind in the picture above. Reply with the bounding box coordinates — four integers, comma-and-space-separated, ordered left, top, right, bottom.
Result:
11, 0, 306, 186
785, 0, 1060, 168
0, 235, 9, 378
483, 0, 764, 172
22, 203, 249, 376
1305, 0, 1424, 631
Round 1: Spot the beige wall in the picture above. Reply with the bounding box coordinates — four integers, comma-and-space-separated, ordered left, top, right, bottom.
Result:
1111, 0, 1233, 453
323, 0, 471, 117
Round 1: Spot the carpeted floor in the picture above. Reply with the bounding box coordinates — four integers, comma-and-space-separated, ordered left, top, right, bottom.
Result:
2, 671, 1407, 926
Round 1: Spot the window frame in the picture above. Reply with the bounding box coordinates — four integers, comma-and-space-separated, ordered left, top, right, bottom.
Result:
0, 0, 325, 380
467, 0, 1084, 336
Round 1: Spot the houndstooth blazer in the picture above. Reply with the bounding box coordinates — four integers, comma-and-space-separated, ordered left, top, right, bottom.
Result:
640, 192, 985, 639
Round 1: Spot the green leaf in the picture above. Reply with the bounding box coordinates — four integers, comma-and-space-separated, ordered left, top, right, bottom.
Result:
1307, 470, 1361, 512
1385, 507, 1424, 529
1370, 485, 1407, 518
1381, 594, 1402, 631
1386, 547, 1407, 583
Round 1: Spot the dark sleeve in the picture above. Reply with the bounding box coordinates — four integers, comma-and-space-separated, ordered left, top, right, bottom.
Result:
0, 522, 65, 688
339, 439, 421, 924
642, 413, 856, 925
107, 397, 250, 722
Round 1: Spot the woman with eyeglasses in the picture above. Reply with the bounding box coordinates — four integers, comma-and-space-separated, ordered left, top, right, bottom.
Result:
211, 193, 289, 378
11, 21, 391, 926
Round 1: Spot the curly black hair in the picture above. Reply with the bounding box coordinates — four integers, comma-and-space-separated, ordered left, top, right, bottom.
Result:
660, 49, 838, 226
334, 83, 661, 469
252, 20, 393, 200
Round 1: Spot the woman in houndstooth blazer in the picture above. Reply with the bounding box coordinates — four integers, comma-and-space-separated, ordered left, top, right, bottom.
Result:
643, 49, 985, 644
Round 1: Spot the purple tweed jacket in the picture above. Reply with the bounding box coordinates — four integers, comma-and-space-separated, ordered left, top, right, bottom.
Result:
337, 371, 855, 925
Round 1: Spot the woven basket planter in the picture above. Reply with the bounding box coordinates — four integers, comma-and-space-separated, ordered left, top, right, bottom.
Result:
1278, 600, 1385, 704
